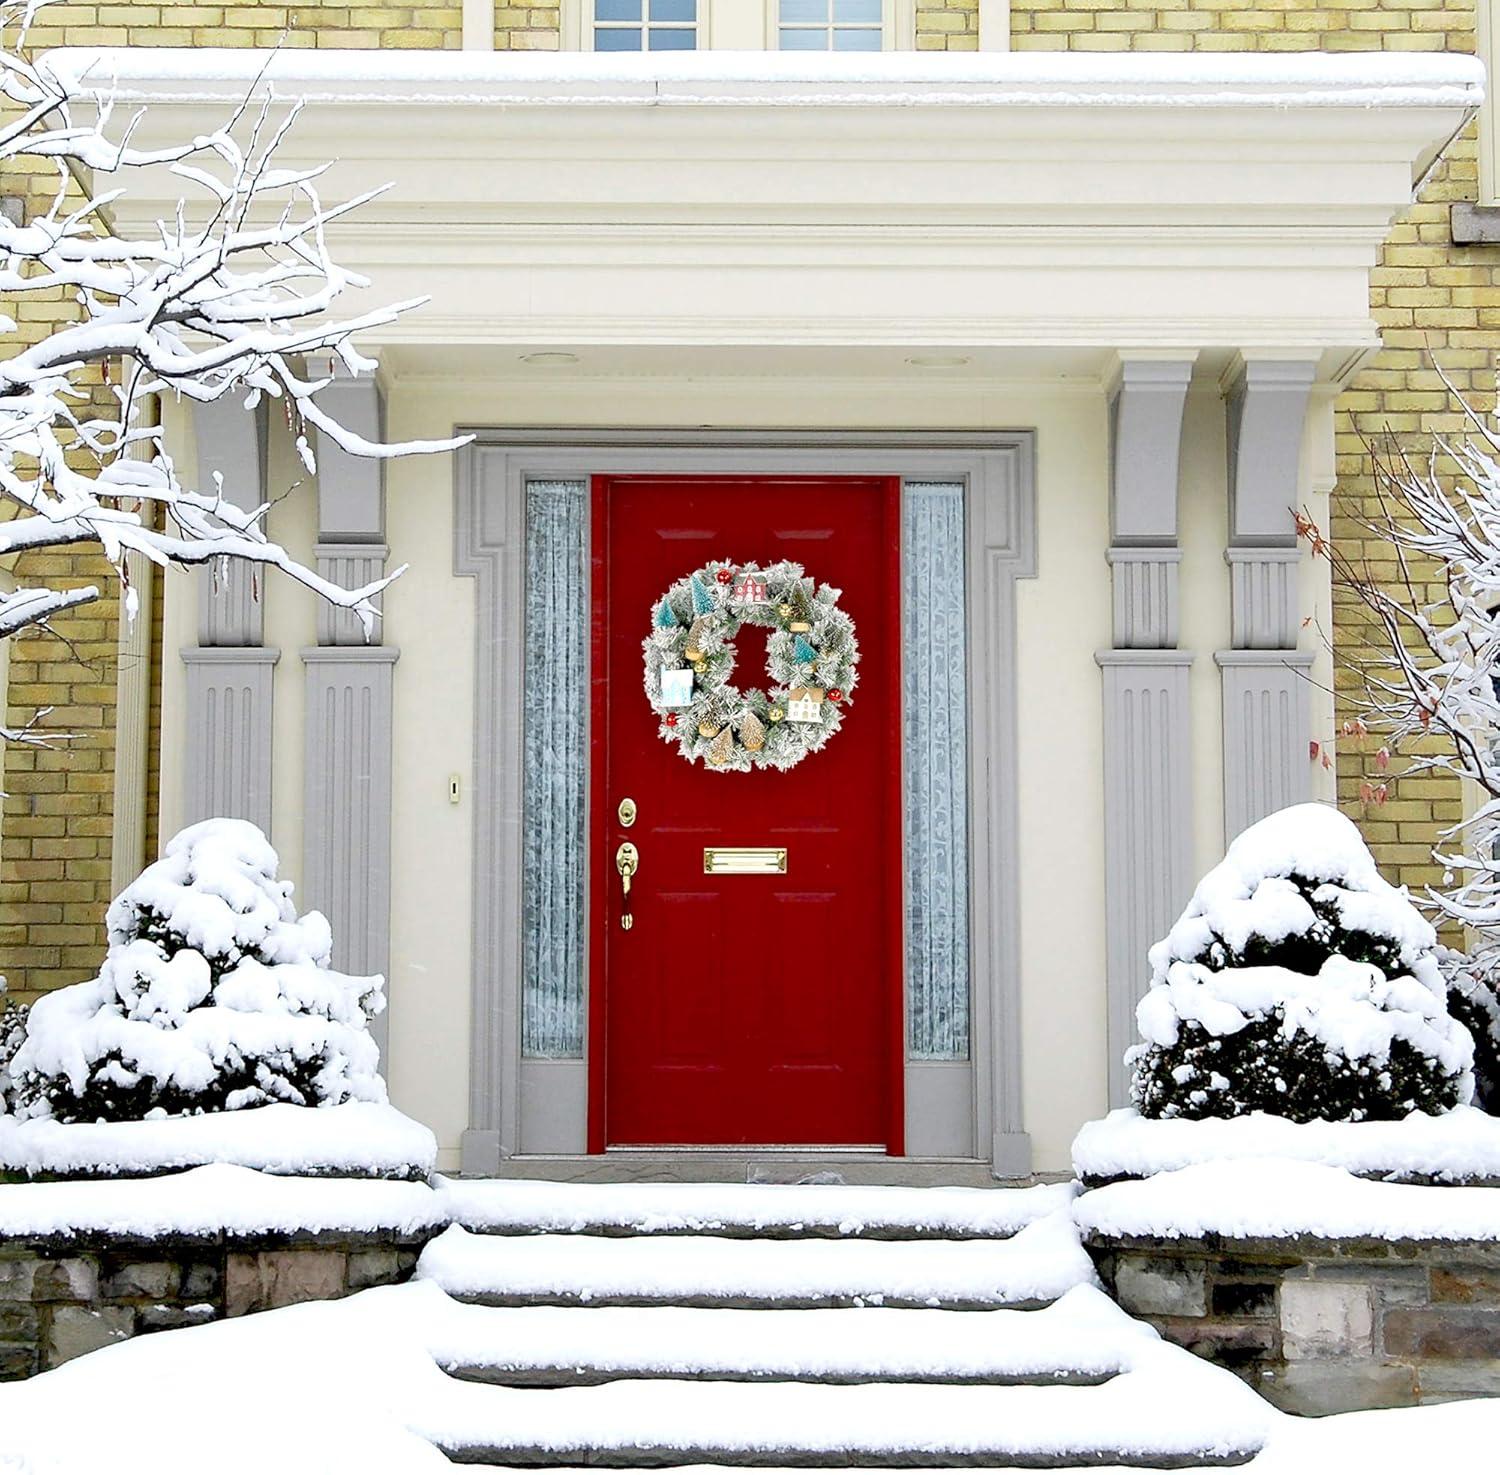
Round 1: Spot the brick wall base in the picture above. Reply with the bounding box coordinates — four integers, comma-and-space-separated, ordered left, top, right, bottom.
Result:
1089, 1233, 1500, 1415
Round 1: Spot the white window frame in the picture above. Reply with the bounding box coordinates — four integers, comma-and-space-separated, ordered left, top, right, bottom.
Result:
563, 0, 915, 51
1482, 0, 1499, 204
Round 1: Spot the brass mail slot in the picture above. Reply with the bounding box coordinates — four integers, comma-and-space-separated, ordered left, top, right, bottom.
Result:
704, 846, 787, 875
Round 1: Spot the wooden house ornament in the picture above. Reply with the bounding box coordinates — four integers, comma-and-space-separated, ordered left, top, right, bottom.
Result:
786, 686, 824, 724
732, 570, 769, 605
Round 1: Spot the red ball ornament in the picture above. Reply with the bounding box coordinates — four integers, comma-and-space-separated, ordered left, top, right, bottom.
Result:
715, 567, 734, 585
828, 687, 844, 703
664, 713, 679, 728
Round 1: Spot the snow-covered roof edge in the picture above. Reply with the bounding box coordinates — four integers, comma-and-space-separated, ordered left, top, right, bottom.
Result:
40, 48, 1484, 110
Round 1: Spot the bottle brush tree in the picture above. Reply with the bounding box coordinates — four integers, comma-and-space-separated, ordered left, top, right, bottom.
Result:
1129, 803, 1474, 1123
1, 820, 384, 1123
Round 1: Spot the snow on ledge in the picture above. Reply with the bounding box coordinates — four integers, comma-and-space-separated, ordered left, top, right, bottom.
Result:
1075, 1157, 1500, 1243
0, 1162, 443, 1240
0, 1102, 437, 1182
38, 48, 1484, 111
1073, 1106, 1500, 1185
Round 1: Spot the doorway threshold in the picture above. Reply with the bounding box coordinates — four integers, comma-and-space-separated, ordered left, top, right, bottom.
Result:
468, 1153, 1014, 1187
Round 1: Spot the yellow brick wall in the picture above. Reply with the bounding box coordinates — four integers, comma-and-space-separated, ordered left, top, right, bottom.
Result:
1002, 0, 1486, 894
916, 0, 978, 50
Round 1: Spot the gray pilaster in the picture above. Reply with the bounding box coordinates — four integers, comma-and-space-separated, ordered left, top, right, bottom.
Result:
1217, 649, 1316, 841
1099, 356, 1197, 1107
180, 646, 280, 833
302, 647, 398, 1058
1096, 650, 1194, 1105
302, 369, 395, 1059
191, 397, 269, 647
1217, 357, 1317, 840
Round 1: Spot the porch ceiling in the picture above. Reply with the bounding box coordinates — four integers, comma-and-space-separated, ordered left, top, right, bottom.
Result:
48, 50, 1481, 365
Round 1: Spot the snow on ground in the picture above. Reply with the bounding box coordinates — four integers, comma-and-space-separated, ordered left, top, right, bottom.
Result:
1074, 1158, 1500, 1243
0, 1162, 443, 1240
1073, 1104, 1500, 1183
436, 1175, 1075, 1237
0, 1101, 436, 1180
416, 1212, 1095, 1307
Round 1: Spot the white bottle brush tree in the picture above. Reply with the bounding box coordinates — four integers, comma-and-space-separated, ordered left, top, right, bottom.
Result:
0, 0, 462, 739
3, 819, 385, 1122
1296, 373, 1500, 1110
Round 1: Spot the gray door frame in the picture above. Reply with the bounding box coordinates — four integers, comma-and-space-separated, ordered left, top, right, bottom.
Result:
454, 430, 1036, 1178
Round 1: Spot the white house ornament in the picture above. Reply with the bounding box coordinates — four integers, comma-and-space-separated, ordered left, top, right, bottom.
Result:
643, 558, 860, 772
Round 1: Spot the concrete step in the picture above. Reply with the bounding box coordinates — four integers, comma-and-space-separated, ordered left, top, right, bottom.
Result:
436, 1178, 1075, 1241
425, 1286, 1134, 1388
415, 1213, 1094, 1311
414, 1361, 1269, 1468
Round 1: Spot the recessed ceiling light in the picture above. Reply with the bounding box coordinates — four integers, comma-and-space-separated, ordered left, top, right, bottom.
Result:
520, 352, 580, 366
906, 355, 971, 369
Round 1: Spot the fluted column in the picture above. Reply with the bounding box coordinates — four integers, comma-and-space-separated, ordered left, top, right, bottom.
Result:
301, 369, 397, 1059
1216, 356, 1317, 841
182, 397, 279, 833
1096, 354, 1197, 1105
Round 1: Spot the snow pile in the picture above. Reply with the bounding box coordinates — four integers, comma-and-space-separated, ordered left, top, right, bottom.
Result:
1129, 803, 1473, 1123
0, 1162, 443, 1240
1074, 1157, 1500, 1243
4, 820, 385, 1124
0, 1100, 436, 1181
1072, 1103, 1500, 1184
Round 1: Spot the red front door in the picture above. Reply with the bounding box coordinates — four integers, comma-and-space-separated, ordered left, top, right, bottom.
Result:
590, 475, 903, 1150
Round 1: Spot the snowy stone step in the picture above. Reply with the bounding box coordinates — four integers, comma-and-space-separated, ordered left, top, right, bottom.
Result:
425, 1286, 1133, 1388
436, 1177, 1075, 1240
414, 1349, 1271, 1468
416, 1214, 1094, 1310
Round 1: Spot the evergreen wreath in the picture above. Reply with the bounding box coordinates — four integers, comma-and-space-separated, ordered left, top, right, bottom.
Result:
644, 559, 859, 772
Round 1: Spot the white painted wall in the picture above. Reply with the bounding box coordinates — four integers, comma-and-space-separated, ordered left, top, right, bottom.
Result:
154, 364, 1335, 1176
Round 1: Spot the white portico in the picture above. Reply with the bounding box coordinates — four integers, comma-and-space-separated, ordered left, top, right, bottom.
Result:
56, 47, 1479, 1174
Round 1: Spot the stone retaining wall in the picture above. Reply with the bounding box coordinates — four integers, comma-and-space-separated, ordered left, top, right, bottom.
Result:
1087, 1232, 1500, 1416
0, 1227, 434, 1380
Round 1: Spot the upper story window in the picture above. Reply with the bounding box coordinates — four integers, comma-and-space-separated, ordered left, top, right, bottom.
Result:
593, 0, 697, 50
581, 0, 911, 49
778, 0, 882, 50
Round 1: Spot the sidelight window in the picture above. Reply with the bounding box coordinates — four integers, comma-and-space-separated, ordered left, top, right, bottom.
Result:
592, 0, 698, 49
778, 0, 883, 50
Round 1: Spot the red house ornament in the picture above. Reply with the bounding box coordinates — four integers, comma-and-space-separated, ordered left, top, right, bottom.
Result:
731, 569, 769, 606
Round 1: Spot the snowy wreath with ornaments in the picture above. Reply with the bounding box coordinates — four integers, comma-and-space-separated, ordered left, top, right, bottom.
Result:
644, 560, 859, 772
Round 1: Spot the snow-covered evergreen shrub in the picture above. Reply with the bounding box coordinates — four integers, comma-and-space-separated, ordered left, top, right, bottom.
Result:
1129, 804, 1474, 1123
0, 986, 26, 1113
1446, 955, 1500, 1114
5, 820, 385, 1123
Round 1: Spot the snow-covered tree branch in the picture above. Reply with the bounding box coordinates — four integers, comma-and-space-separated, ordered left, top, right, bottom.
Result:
0, 0, 464, 737
1299, 370, 1500, 970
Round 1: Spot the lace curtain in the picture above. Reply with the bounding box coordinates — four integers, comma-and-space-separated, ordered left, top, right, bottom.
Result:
904, 481, 971, 1061
521, 479, 588, 1058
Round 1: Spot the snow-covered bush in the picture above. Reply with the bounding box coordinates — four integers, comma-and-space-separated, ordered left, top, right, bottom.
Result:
5, 821, 385, 1123
1446, 955, 1500, 1114
0, 986, 26, 1111
1129, 804, 1474, 1123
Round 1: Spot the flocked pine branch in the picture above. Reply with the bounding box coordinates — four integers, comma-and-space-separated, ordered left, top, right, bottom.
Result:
0, 0, 466, 736
1298, 365, 1500, 968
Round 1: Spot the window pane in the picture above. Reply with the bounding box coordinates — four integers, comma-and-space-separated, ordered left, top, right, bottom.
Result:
904, 481, 971, 1062
594, 25, 642, 46
522, 480, 588, 1060
833, 0, 880, 22
596, 0, 640, 20
648, 25, 696, 46
649, 0, 696, 20
779, 26, 828, 47
780, 0, 829, 21
832, 25, 881, 47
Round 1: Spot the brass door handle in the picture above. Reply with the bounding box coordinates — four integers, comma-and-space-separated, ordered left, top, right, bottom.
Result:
616, 842, 639, 930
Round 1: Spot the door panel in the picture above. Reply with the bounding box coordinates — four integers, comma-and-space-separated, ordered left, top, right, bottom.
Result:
590, 475, 903, 1149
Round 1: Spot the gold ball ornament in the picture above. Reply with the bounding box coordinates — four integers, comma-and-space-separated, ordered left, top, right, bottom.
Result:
693, 660, 708, 675
767, 705, 785, 723
697, 720, 719, 738
777, 602, 793, 620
